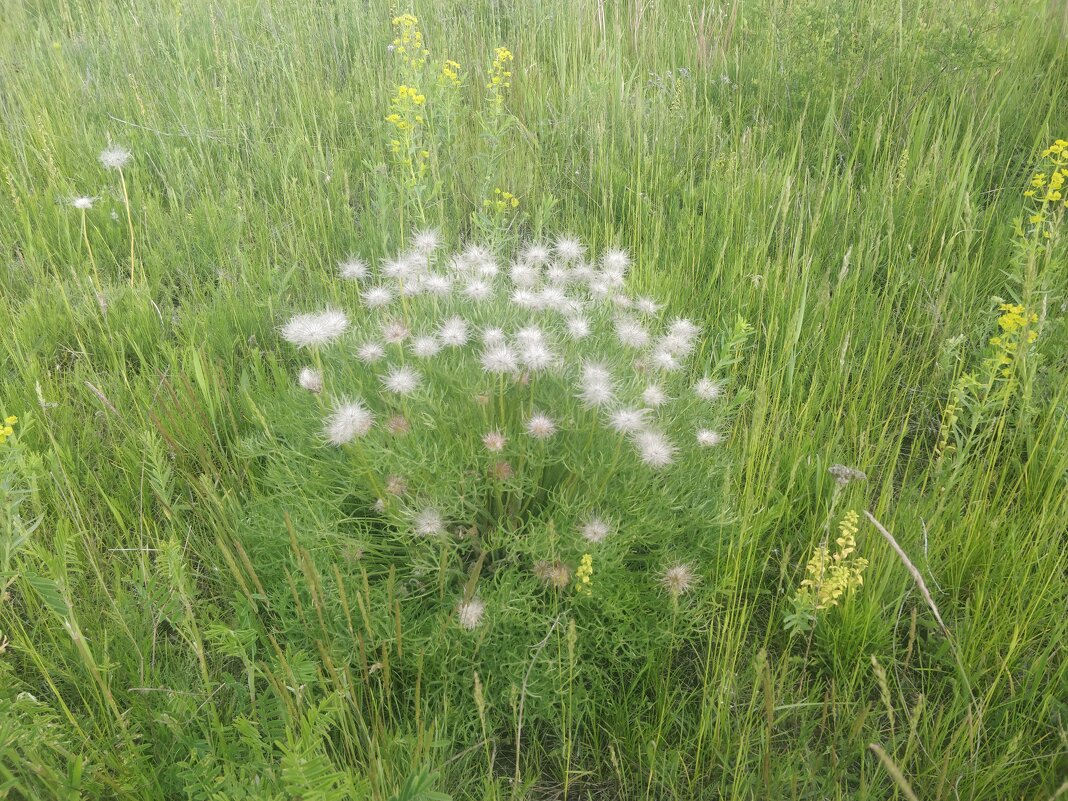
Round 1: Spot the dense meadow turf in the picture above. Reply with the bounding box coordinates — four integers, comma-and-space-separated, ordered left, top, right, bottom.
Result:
1, 0, 1067, 798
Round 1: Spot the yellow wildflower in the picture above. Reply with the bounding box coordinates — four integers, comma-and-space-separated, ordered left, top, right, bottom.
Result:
575, 553, 593, 595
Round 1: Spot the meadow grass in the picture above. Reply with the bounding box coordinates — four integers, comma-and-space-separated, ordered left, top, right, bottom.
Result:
1, 0, 1067, 798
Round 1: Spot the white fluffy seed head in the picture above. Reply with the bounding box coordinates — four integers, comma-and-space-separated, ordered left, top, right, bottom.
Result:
357, 342, 386, 364
526, 412, 556, 439
381, 365, 421, 395
281, 309, 349, 348
414, 507, 445, 536
602, 248, 631, 273
71, 196, 96, 210
412, 228, 440, 253
651, 349, 682, 372
463, 280, 493, 301
661, 564, 697, 598
339, 258, 369, 281
411, 336, 441, 358
634, 430, 676, 469
481, 344, 518, 374
510, 263, 539, 287
642, 384, 669, 407
423, 273, 452, 296
668, 318, 701, 341
614, 317, 650, 349
482, 431, 507, 452
457, 597, 486, 629
298, 367, 323, 393
697, 428, 723, 447
381, 321, 410, 344
99, 144, 132, 170
522, 243, 550, 265
608, 407, 650, 434
694, 377, 722, 401
482, 327, 506, 346
555, 236, 584, 262
580, 516, 612, 543
520, 341, 556, 371
439, 316, 469, 346
635, 296, 662, 316
566, 317, 590, 339
363, 286, 394, 308
324, 401, 374, 445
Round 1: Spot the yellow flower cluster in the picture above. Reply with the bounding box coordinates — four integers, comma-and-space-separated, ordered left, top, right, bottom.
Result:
799, 510, 868, 611
390, 13, 429, 70
484, 187, 519, 212
385, 84, 427, 155
0, 415, 17, 446
486, 46, 514, 104
575, 553, 593, 595
1022, 139, 1068, 238
987, 302, 1039, 377
439, 59, 461, 88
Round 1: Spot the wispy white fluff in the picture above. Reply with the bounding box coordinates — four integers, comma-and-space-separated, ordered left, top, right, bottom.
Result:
482, 327, 506, 347
381, 366, 422, 395
298, 367, 323, 393
99, 144, 132, 170
439, 316, 469, 346
555, 236, 584, 262
463, 279, 493, 301
566, 317, 591, 339
526, 412, 557, 439
642, 384, 669, 407
520, 341, 556, 372
614, 317, 650, 348
580, 516, 612, 543
522, 243, 550, 265
696, 428, 722, 447
476, 259, 499, 279
457, 597, 485, 629
71, 196, 97, 210
411, 336, 441, 358
339, 258, 369, 281
602, 248, 630, 274
634, 430, 676, 469
608, 407, 650, 434
324, 400, 374, 445
635, 296, 662, 316
382, 321, 410, 344
412, 228, 440, 253
281, 309, 348, 348
423, 273, 452, 296
482, 431, 507, 452
650, 349, 683, 372
414, 507, 445, 536
357, 342, 386, 364
510, 263, 539, 287
694, 377, 722, 401
363, 286, 394, 308
481, 345, 518, 374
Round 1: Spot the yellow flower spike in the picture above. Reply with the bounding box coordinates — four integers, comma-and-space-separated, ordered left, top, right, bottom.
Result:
4, 416, 15, 425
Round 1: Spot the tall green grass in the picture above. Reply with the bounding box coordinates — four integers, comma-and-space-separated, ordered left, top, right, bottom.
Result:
1, 0, 1066, 798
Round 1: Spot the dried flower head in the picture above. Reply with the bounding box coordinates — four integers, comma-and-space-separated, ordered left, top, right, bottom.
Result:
694, 377, 722, 401
386, 475, 408, 495
661, 564, 697, 599
696, 428, 722, 447
357, 342, 386, 364
411, 336, 441, 358
526, 412, 557, 439
298, 367, 323, 393
555, 236, 584, 261
339, 258, 369, 281
580, 516, 613, 543
608, 407, 650, 434
413, 507, 446, 536
457, 597, 486, 630
482, 431, 507, 452
634, 430, 676, 469
439, 316, 469, 346
382, 365, 422, 395
828, 464, 867, 487
386, 415, 411, 435
324, 400, 374, 445
363, 286, 394, 308
642, 384, 669, 407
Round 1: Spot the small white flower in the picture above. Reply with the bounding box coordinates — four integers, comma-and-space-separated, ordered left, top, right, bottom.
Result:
298, 367, 323, 393
324, 401, 374, 445
99, 144, 132, 170
580, 516, 613, 543
363, 286, 394, 308
414, 507, 446, 536
608, 407, 650, 434
382, 366, 422, 395
71, 196, 97, 210
281, 309, 349, 348
482, 431, 507, 452
382, 320, 410, 344
555, 236, 585, 262
339, 257, 369, 281
481, 345, 518, 374
411, 336, 441, 358
696, 428, 722, 447
457, 597, 486, 629
463, 279, 493, 301
357, 342, 386, 364
566, 317, 590, 339
642, 384, 669, 407
439, 316, 469, 346
634, 430, 676, 469
526, 412, 557, 439
694, 377, 722, 401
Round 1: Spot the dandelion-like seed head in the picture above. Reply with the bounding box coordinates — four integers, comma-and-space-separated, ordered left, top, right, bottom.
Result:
668, 318, 701, 341
385, 475, 408, 495
491, 460, 514, 480
463, 279, 493, 301
357, 341, 386, 364
602, 247, 631, 274
71, 196, 96, 210
412, 227, 440, 253
696, 428, 722, 447
382, 320, 410, 344
363, 286, 394, 309
635, 296, 662, 317
614, 317, 650, 349
511, 263, 539, 287
382, 365, 422, 395
642, 384, 669, 407
482, 431, 507, 452
339, 257, 369, 281
481, 344, 518, 375
457, 597, 486, 630
566, 317, 590, 340
411, 336, 441, 358
694, 377, 722, 401
634, 430, 676, 469
522, 243, 550, 265
99, 144, 132, 170
298, 367, 323, 393
651, 349, 682, 372
526, 412, 557, 439
477, 259, 499, 279
387, 415, 411, 435
661, 564, 697, 599
554, 236, 584, 262
519, 341, 556, 372
439, 316, 469, 346
580, 516, 613, 543
608, 407, 650, 434
281, 309, 349, 348
534, 559, 571, 588
414, 507, 445, 536
423, 273, 452, 296
324, 400, 374, 445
